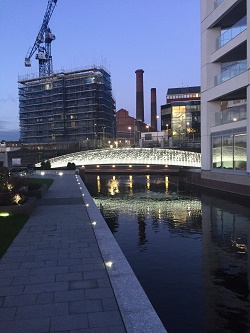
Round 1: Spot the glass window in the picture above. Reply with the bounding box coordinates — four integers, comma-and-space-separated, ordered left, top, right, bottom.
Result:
172, 106, 186, 139
234, 134, 247, 170
212, 136, 222, 168
145, 134, 152, 141
222, 135, 233, 169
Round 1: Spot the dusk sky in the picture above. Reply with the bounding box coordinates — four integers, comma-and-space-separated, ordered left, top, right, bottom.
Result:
0, 0, 200, 141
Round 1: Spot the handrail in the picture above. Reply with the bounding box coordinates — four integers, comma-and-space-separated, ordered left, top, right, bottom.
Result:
214, 60, 247, 85
215, 104, 247, 126
216, 16, 247, 50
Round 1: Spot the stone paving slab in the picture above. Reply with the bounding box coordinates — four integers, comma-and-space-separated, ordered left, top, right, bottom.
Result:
0, 174, 127, 333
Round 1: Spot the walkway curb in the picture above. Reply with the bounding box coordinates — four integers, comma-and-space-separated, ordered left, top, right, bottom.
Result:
76, 174, 168, 332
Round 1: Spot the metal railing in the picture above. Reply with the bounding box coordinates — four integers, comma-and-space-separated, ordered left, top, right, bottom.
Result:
215, 104, 247, 126
216, 16, 247, 50
214, 60, 247, 85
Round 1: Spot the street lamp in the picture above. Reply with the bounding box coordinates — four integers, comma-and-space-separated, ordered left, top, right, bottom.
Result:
186, 122, 190, 142
128, 126, 131, 145
102, 126, 106, 147
146, 125, 149, 132
166, 124, 169, 144
156, 115, 159, 132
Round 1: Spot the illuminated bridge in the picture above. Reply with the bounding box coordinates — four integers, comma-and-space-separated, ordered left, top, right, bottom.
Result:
38, 148, 201, 168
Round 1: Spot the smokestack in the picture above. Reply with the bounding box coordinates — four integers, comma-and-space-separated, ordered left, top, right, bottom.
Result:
135, 69, 144, 122
151, 88, 157, 131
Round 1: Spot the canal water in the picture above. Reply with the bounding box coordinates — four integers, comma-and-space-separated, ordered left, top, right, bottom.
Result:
84, 174, 250, 333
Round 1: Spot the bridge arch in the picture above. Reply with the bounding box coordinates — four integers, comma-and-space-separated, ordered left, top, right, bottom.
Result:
38, 148, 201, 168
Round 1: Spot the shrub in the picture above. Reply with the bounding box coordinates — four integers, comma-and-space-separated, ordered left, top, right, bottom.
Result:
67, 162, 76, 170
41, 160, 51, 169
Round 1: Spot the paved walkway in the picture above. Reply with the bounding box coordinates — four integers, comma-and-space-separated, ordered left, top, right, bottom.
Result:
0, 174, 126, 333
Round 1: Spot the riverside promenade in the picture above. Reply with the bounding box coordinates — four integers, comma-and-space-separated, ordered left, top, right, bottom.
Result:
0, 173, 167, 333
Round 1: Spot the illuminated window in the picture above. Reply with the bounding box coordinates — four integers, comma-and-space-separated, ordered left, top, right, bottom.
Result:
45, 83, 52, 90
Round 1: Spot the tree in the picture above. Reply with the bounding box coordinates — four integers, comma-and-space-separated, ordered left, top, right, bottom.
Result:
41, 160, 51, 169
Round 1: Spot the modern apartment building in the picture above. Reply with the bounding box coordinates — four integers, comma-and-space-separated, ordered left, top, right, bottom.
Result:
161, 86, 201, 147
201, 0, 250, 192
18, 67, 116, 149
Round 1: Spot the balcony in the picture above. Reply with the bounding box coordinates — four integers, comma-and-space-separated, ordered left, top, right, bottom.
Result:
215, 104, 247, 126
214, 60, 247, 86
214, 0, 224, 9
216, 16, 247, 50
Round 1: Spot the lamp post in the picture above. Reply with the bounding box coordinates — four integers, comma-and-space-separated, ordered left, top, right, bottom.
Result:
166, 124, 169, 145
128, 126, 131, 145
146, 125, 149, 132
186, 122, 190, 143
102, 126, 106, 147
156, 115, 159, 132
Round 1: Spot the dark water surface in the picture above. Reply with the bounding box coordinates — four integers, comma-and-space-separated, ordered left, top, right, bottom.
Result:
84, 174, 250, 333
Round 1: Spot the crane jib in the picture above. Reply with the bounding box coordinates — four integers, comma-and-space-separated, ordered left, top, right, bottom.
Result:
24, 0, 58, 77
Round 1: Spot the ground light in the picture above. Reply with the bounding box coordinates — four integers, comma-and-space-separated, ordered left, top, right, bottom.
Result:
105, 261, 113, 268
0, 212, 10, 217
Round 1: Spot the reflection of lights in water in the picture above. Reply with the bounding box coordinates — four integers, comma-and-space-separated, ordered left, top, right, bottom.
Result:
187, 205, 191, 216
165, 176, 169, 192
129, 175, 133, 194
107, 178, 119, 195
97, 175, 101, 193
146, 175, 150, 190
231, 238, 247, 254
94, 196, 201, 223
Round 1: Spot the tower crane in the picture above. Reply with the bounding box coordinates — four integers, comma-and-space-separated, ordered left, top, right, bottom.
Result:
25, 0, 58, 77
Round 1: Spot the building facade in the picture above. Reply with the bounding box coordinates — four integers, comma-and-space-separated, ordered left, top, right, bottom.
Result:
116, 108, 152, 146
201, 0, 249, 176
161, 87, 201, 147
18, 67, 116, 148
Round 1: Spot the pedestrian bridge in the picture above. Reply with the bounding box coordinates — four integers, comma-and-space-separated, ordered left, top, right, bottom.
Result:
40, 148, 201, 168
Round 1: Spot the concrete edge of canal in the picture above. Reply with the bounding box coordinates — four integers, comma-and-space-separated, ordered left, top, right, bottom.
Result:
75, 174, 168, 333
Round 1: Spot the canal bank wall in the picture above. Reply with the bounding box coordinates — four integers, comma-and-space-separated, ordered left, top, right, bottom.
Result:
75, 174, 168, 333
181, 169, 250, 197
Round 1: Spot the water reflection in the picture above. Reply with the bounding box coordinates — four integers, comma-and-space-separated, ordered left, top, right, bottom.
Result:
84, 174, 250, 333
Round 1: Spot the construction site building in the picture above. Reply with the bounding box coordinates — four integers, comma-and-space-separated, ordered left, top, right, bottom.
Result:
18, 67, 116, 149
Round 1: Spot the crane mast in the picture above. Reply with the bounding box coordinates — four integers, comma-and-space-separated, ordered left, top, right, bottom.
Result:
25, 0, 58, 77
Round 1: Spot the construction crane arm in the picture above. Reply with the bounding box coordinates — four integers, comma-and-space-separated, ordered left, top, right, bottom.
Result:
25, 0, 58, 67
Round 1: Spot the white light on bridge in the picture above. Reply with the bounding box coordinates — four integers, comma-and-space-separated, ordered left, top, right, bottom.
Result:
36, 148, 201, 169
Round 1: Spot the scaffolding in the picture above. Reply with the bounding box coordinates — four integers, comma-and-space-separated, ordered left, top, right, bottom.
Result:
18, 67, 116, 148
